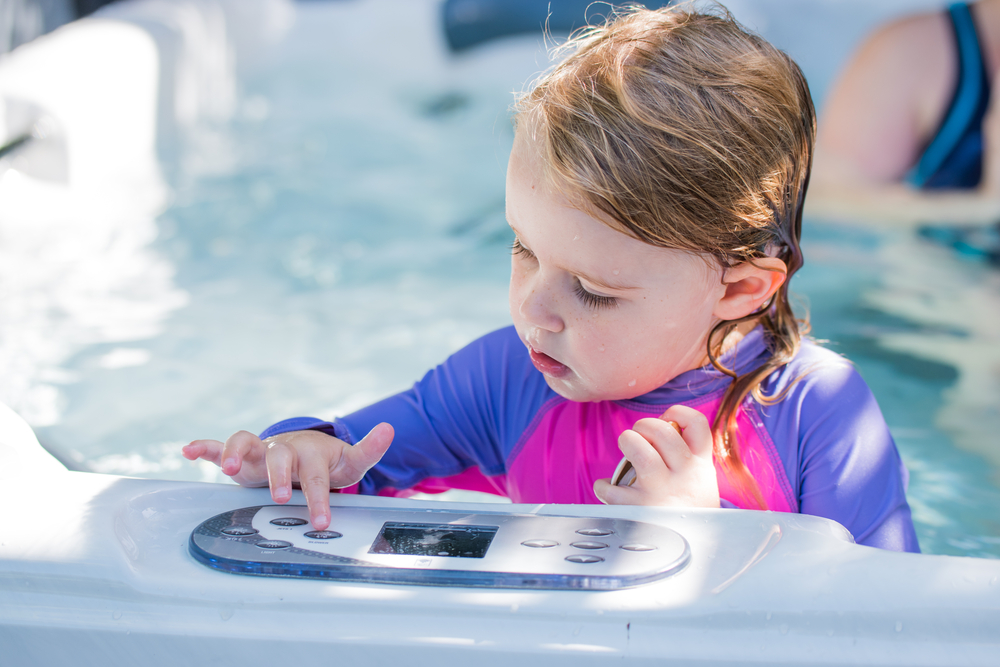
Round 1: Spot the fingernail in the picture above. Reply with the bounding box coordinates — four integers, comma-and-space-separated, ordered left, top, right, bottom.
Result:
223, 458, 237, 470
274, 487, 291, 501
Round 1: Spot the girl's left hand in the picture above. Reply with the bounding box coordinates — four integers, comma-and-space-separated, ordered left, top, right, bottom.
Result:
593, 405, 720, 507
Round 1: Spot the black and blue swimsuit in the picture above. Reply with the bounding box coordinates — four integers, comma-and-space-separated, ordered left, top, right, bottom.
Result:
911, 2, 1000, 263
908, 2, 992, 189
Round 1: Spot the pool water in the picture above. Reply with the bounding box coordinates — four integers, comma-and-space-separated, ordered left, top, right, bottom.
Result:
9, 0, 1000, 558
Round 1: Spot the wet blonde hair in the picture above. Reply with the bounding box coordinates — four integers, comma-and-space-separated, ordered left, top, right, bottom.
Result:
515, 3, 815, 509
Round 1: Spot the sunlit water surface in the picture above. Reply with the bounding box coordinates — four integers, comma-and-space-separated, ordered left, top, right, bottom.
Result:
10, 1, 1000, 558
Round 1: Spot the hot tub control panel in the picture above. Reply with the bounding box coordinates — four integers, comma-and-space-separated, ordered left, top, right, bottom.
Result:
189, 505, 690, 590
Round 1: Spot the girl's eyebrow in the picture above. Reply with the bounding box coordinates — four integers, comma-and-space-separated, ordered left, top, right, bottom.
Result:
577, 270, 640, 292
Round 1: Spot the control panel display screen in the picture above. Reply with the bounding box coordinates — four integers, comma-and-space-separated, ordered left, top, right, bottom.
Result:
369, 522, 498, 558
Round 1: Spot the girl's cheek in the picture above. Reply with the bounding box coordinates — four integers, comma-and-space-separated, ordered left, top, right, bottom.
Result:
508, 264, 526, 313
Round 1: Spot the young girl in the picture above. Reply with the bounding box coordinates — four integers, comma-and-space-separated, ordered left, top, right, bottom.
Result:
184, 5, 919, 552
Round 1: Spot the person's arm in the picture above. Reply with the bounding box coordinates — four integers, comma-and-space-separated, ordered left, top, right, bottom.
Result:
817, 13, 950, 185
805, 179, 1000, 226
190, 327, 551, 511
333, 326, 550, 495
809, 9, 1000, 226
784, 362, 920, 552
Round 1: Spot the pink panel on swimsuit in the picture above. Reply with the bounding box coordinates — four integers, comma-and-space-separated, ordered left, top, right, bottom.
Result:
404, 468, 509, 498
335, 468, 509, 499
504, 395, 797, 512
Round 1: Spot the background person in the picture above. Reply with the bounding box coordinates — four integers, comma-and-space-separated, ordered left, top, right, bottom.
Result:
809, 0, 1000, 237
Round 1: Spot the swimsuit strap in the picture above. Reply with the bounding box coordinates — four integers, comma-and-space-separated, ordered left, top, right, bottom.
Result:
907, 2, 990, 188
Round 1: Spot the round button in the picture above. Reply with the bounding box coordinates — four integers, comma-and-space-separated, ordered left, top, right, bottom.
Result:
621, 543, 657, 552
570, 541, 609, 550
270, 517, 308, 526
257, 540, 293, 549
565, 554, 604, 564
521, 539, 559, 548
221, 526, 258, 536
304, 530, 342, 540
576, 527, 613, 537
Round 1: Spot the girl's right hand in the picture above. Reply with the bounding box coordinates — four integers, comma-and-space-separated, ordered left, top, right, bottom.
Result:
182, 423, 394, 530
593, 406, 719, 508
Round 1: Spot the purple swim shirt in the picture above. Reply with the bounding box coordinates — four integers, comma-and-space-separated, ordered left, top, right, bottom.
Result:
261, 325, 920, 552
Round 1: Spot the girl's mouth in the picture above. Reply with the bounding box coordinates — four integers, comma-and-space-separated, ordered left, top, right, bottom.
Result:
529, 347, 571, 378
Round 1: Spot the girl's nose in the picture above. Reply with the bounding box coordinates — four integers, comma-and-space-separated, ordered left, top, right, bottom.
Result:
518, 277, 565, 333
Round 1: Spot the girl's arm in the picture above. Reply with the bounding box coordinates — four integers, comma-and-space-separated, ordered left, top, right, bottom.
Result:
773, 359, 921, 552
189, 327, 551, 513
328, 326, 548, 496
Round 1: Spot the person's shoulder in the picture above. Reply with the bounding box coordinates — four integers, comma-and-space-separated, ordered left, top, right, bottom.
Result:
454, 325, 526, 361
767, 338, 860, 391
839, 7, 951, 95
862, 7, 951, 59
767, 338, 869, 402
442, 325, 539, 384
787, 337, 852, 368
443, 325, 557, 433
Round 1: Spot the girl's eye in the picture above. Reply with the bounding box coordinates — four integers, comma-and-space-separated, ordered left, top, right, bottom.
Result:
511, 237, 615, 309
574, 281, 618, 309
510, 238, 535, 260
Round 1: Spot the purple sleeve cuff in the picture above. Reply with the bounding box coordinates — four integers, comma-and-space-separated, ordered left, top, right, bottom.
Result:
719, 499, 738, 509
259, 417, 355, 445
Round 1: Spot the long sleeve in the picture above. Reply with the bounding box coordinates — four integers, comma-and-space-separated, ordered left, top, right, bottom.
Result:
762, 352, 920, 552
261, 326, 555, 496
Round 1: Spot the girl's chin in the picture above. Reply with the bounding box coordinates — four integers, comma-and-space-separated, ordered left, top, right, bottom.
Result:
545, 374, 652, 403
542, 374, 607, 403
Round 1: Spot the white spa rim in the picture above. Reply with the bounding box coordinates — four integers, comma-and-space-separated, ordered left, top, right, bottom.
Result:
2, 400, 999, 666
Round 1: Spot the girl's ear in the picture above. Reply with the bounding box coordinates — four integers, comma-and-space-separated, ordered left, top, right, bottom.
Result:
713, 258, 787, 321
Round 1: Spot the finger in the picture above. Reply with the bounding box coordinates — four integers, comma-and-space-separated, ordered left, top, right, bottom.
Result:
182, 439, 223, 464
660, 406, 714, 460
265, 441, 295, 504
630, 417, 693, 471
336, 422, 394, 485
618, 429, 669, 481
593, 477, 639, 505
295, 445, 334, 530
220, 430, 261, 476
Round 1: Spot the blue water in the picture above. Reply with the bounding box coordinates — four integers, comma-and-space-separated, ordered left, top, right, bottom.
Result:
23, 0, 1000, 559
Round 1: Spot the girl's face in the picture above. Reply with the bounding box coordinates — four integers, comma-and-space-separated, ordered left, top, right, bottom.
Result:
506, 130, 728, 402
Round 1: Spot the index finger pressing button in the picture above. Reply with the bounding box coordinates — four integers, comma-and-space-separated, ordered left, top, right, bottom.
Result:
304, 530, 342, 539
